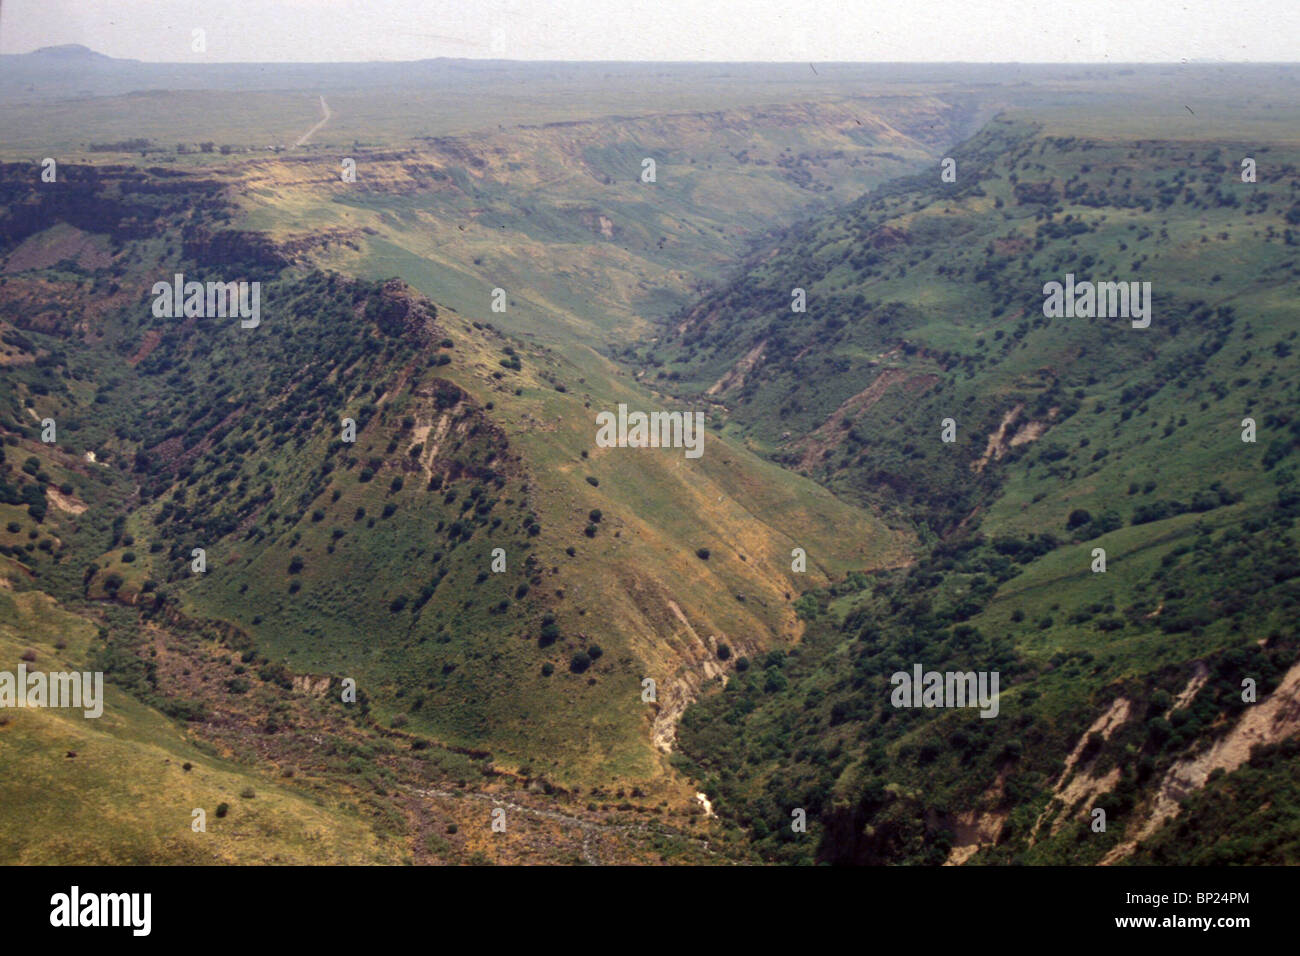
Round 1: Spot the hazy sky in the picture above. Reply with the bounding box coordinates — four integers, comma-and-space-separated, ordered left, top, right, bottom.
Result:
1, 0, 1295, 63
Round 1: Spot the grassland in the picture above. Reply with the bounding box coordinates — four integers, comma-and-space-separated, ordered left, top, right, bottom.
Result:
2, 57, 1298, 864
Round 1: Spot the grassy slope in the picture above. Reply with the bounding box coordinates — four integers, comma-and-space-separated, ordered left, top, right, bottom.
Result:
663, 97, 1300, 863
0, 92, 926, 845
0, 587, 400, 863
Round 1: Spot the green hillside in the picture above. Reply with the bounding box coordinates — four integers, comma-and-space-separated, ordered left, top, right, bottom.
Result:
3, 63, 1299, 866
659, 111, 1300, 864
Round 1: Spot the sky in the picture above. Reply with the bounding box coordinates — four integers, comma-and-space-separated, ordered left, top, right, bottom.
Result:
0, 0, 1295, 63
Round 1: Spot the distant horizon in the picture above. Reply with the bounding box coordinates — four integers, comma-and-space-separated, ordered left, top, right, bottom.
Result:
1, 1, 1295, 64
3, 43, 1292, 67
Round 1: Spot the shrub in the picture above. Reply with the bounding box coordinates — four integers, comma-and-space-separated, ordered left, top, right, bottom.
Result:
215, 803, 229, 818
569, 651, 592, 674
696, 548, 710, 560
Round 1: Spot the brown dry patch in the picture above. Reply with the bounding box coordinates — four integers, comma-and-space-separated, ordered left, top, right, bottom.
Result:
131, 618, 719, 864
864, 224, 911, 249
1167, 661, 1210, 717
649, 599, 730, 753
45, 487, 86, 515
127, 329, 163, 367
943, 766, 1012, 865
1009, 420, 1048, 447
2, 223, 114, 274
1030, 697, 1134, 843
1101, 657, 1300, 864
974, 405, 1055, 473
993, 235, 1031, 257
705, 339, 766, 397
796, 367, 907, 469
973, 404, 1023, 474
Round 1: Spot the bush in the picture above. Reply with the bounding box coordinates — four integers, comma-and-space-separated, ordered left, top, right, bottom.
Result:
569, 651, 592, 674
696, 548, 710, 560
585, 476, 599, 487
215, 803, 229, 818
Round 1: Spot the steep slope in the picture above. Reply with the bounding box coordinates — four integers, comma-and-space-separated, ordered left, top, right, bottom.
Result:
0, 149, 905, 864
660, 110, 1300, 864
